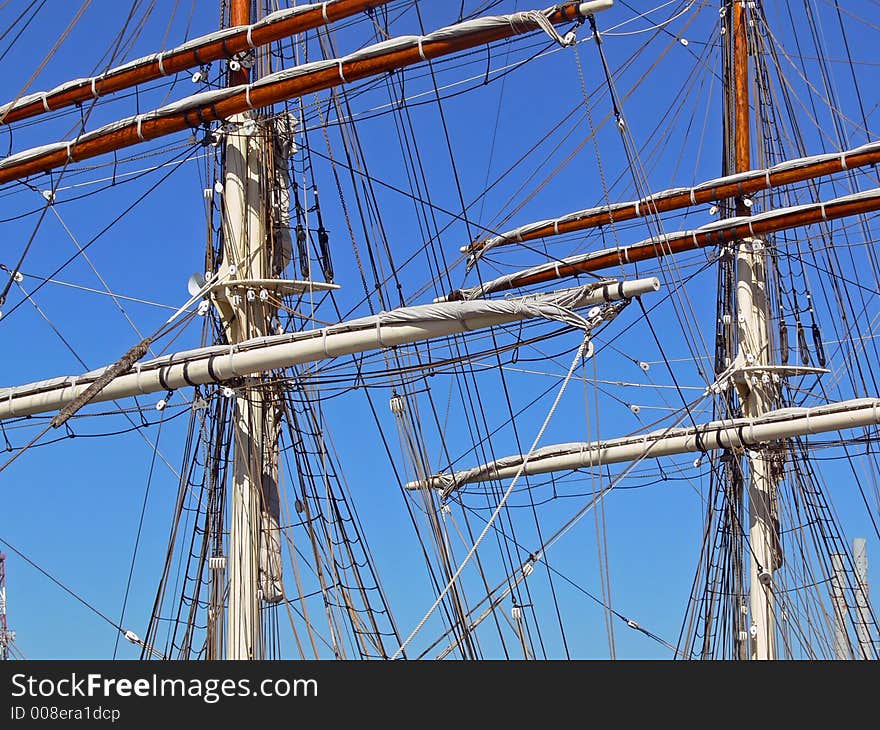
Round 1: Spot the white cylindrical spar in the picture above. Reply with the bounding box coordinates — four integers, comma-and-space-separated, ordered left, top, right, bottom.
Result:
579, 1, 615, 15
435, 271, 659, 303
0, 278, 659, 421
407, 398, 880, 492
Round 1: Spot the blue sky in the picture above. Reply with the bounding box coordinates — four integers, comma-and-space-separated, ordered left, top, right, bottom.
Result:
0, 0, 877, 660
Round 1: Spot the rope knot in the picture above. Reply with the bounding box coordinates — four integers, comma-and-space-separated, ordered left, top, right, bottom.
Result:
511, 10, 578, 47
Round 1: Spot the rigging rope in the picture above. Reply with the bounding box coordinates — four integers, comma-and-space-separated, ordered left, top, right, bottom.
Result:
392, 312, 600, 659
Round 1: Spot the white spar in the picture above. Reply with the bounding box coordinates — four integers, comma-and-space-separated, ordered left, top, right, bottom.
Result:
407, 397, 880, 494
0, 277, 659, 421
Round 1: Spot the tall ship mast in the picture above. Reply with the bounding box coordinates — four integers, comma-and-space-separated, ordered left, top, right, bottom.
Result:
0, 0, 876, 660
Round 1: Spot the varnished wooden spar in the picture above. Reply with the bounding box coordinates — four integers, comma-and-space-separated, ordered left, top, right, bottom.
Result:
0, 2, 596, 186
733, 0, 749, 186
444, 189, 880, 299
0, 0, 393, 125
465, 141, 880, 259
228, 0, 255, 87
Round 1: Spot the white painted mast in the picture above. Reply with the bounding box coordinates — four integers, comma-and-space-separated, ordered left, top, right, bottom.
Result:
223, 0, 267, 660
737, 226, 779, 661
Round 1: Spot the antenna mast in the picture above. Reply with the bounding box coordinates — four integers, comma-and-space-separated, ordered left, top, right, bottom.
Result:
0, 553, 14, 660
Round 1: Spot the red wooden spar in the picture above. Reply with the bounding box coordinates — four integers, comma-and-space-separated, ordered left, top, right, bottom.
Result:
465, 141, 880, 259
228, 0, 253, 87
0, 2, 592, 186
0, 0, 393, 125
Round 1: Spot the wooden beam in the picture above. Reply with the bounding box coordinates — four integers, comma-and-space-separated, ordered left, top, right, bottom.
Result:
445, 189, 880, 299
0, 3, 591, 185
464, 142, 880, 259
0, 1, 393, 125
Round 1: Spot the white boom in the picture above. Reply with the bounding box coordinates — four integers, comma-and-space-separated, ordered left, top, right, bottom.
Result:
406, 398, 880, 494
0, 278, 659, 421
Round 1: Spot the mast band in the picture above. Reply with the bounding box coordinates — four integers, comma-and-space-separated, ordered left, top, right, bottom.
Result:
206, 355, 220, 384
693, 427, 706, 453
158, 367, 170, 392
181, 360, 197, 387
